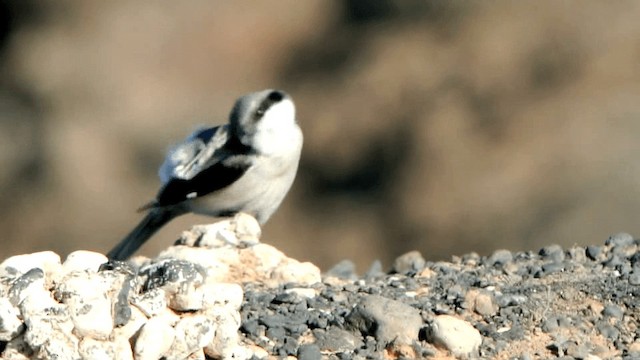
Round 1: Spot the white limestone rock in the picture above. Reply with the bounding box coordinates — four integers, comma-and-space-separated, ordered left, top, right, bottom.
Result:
203, 307, 244, 359
55, 272, 114, 339
134, 316, 176, 360
178, 213, 261, 249
19, 290, 74, 352
111, 305, 147, 342
0, 297, 24, 341
166, 315, 216, 360
426, 315, 482, 358
201, 282, 244, 310
0, 251, 61, 282
131, 287, 167, 317
62, 250, 109, 274
78, 338, 133, 360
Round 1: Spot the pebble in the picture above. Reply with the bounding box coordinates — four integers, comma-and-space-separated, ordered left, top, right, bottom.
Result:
0, 251, 61, 281
62, 250, 109, 274
56, 272, 114, 339
297, 344, 322, 360
539, 244, 565, 263
628, 271, 640, 285
346, 294, 422, 346
166, 315, 216, 360
131, 288, 167, 317
426, 314, 482, 357
586, 245, 602, 261
134, 316, 175, 360
596, 322, 620, 340
602, 304, 624, 320
392, 250, 426, 274
0, 298, 24, 341
313, 327, 364, 352
487, 249, 514, 267
326, 259, 358, 279
605, 233, 635, 247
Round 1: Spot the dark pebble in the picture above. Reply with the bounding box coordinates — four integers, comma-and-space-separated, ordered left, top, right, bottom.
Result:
279, 336, 298, 356
364, 260, 384, 278
538, 262, 564, 276
297, 344, 322, 360
630, 253, 640, 267
602, 304, 624, 320
487, 249, 513, 267
260, 314, 287, 328
266, 326, 285, 339
596, 322, 620, 340
326, 260, 358, 280
542, 317, 559, 333
496, 294, 528, 307
586, 245, 602, 261
629, 271, 640, 285
392, 250, 426, 274
241, 320, 261, 337
603, 254, 624, 268
605, 233, 634, 247
272, 292, 300, 304
313, 327, 363, 352
539, 244, 565, 262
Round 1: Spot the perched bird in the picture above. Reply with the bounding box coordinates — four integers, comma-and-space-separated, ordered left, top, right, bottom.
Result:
107, 89, 303, 260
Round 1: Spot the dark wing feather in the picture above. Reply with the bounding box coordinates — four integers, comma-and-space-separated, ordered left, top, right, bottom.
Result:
156, 155, 252, 207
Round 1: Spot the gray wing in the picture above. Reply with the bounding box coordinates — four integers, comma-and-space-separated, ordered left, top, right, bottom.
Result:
158, 125, 231, 184
153, 125, 254, 208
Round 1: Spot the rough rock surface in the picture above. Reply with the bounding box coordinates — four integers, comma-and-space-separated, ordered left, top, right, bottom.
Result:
0, 216, 638, 359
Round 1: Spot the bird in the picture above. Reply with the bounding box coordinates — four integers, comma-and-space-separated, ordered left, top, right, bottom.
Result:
107, 89, 303, 260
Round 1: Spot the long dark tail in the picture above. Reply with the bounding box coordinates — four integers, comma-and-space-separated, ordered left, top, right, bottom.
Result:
107, 208, 183, 261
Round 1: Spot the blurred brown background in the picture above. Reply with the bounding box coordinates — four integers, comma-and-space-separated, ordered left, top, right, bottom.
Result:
1, 1, 639, 272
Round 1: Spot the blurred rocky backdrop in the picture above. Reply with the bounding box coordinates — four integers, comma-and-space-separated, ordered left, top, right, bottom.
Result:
1, 0, 639, 271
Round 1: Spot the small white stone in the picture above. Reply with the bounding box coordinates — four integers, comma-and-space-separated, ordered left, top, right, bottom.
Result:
112, 337, 135, 360
284, 287, 318, 299
201, 282, 244, 310
272, 261, 322, 286
56, 272, 113, 339
112, 306, 148, 341
79, 338, 120, 360
20, 291, 74, 350
249, 244, 286, 270
131, 288, 167, 317
427, 315, 482, 357
168, 285, 205, 312
231, 212, 262, 245
583, 355, 602, 360
158, 247, 235, 281
195, 221, 236, 248
204, 307, 243, 359
0, 297, 24, 341
0, 251, 61, 281
166, 315, 216, 360
34, 328, 80, 360
134, 316, 175, 360
62, 250, 109, 274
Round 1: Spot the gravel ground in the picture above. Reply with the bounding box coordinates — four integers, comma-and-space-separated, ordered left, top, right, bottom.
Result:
239, 233, 640, 359
1, 219, 638, 359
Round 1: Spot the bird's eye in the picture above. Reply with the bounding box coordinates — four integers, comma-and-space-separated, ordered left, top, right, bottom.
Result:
256, 108, 266, 117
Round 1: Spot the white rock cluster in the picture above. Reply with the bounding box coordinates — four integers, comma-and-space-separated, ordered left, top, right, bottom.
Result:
0, 213, 321, 360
